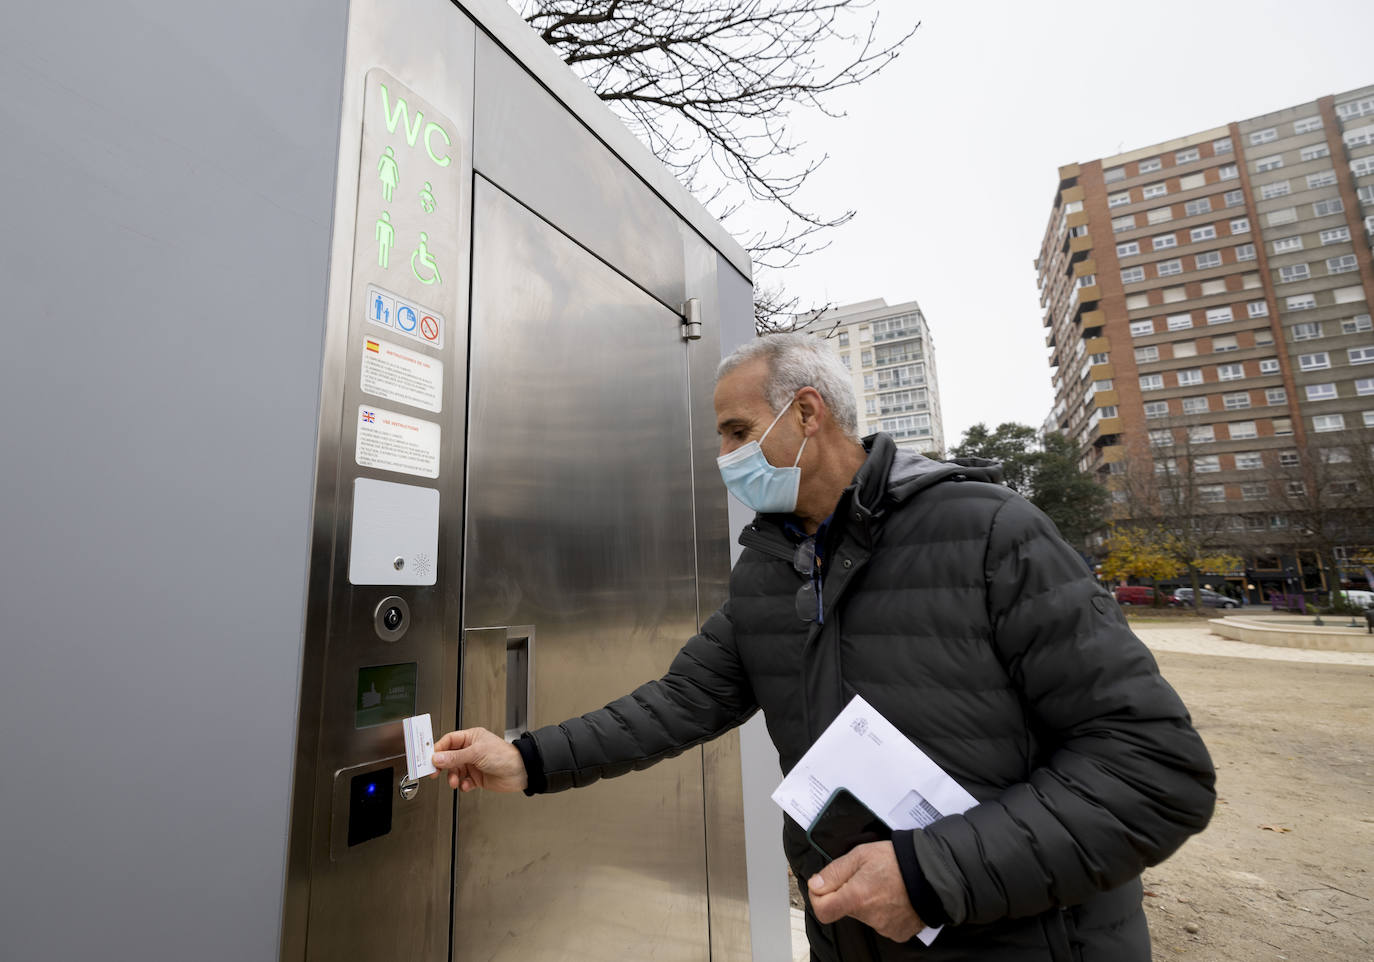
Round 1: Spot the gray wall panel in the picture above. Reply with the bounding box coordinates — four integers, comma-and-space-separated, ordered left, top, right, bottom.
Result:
0, 3, 348, 960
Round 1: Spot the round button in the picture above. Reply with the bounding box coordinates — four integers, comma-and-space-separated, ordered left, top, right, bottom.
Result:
373, 595, 410, 642
383, 606, 403, 631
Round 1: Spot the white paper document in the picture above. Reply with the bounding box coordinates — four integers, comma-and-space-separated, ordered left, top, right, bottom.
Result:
772, 694, 979, 945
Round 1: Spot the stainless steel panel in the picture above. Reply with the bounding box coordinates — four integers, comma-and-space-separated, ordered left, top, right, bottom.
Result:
459, 177, 709, 959
473, 31, 688, 310
684, 233, 754, 962
284, 1, 475, 959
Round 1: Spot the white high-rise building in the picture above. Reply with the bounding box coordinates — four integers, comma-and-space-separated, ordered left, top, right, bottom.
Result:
797, 298, 945, 456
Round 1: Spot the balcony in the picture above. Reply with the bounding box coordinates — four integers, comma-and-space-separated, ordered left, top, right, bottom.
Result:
873, 326, 921, 343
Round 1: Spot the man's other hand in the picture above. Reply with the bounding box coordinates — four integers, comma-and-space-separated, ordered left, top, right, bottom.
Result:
808, 841, 923, 943
431, 728, 528, 793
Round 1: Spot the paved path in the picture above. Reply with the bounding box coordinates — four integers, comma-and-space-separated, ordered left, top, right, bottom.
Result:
785, 619, 1373, 959
1130, 620, 1374, 666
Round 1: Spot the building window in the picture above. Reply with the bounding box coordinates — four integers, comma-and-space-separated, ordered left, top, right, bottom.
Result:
1267, 206, 1298, 225
1167, 313, 1193, 331
1242, 482, 1268, 499
1259, 358, 1281, 374
1182, 396, 1210, 414
863, 373, 874, 390
1144, 400, 1170, 419
1343, 124, 1374, 148
1337, 97, 1374, 120
1306, 383, 1338, 401
1116, 240, 1140, 257
1195, 251, 1222, 269
1343, 314, 1373, 334
1313, 198, 1344, 217
1177, 368, 1204, 386
861, 350, 873, 366
1135, 345, 1160, 362
1224, 189, 1245, 207
1292, 321, 1323, 341
1313, 414, 1346, 432
1147, 206, 1173, 225
1157, 259, 1183, 277
1356, 378, 1374, 396
1190, 225, 1217, 242
1293, 116, 1323, 134
1219, 164, 1239, 180
1278, 264, 1310, 283
1108, 191, 1131, 208
1328, 255, 1359, 275
1212, 335, 1239, 353
1351, 346, 1374, 365
1175, 147, 1200, 164
1214, 136, 1233, 153
837, 332, 850, 348
1248, 300, 1269, 318
1255, 155, 1284, 173
1286, 294, 1317, 311
1273, 236, 1303, 254
1142, 183, 1168, 199
1092, 379, 1114, 392
1090, 352, 1110, 365
1217, 362, 1244, 380
1266, 387, 1287, 405
1198, 485, 1226, 503
1336, 285, 1367, 304
1286, 481, 1307, 497
1301, 143, 1331, 161
1278, 449, 1300, 467
1148, 428, 1172, 445
1112, 214, 1136, 233
1351, 157, 1374, 177
1139, 373, 1165, 391
1194, 457, 1221, 475
1104, 165, 1126, 183
1259, 180, 1291, 200
1298, 352, 1330, 371
1120, 266, 1145, 284
1320, 226, 1352, 245
1139, 157, 1162, 174
1191, 425, 1216, 444
1130, 319, 1154, 337
866, 398, 877, 414
841, 354, 852, 369
1230, 420, 1259, 439
1205, 306, 1233, 325
1229, 217, 1250, 234
1184, 198, 1212, 217
1255, 328, 1274, 346
1223, 392, 1251, 410
1153, 234, 1178, 250
1236, 243, 1256, 261
1307, 170, 1337, 189
1174, 340, 1198, 358
1250, 127, 1278, 145
1236, 452, 1265, 470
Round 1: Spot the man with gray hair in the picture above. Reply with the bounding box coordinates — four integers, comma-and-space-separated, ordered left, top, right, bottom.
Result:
434, 333, 1215, 960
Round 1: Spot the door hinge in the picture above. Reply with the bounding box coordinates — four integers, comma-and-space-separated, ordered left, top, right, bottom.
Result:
681, 298, 702, 341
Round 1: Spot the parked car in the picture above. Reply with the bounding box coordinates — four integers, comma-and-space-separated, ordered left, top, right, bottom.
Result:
1114, 585, 1164, 606
1170, 587, 1239, 609
1337, 589, 1374, 609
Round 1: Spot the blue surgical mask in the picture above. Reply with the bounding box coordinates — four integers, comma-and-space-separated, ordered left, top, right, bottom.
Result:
716, 399, 808, 514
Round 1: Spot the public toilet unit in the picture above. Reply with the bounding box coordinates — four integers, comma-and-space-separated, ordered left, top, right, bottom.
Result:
0, 1, 789, 959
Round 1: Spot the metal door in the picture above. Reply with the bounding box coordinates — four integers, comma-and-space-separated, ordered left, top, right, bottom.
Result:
457, 177, 710, 959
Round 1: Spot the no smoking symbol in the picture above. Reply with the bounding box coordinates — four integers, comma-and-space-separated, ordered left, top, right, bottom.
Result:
420, 315, 439, 341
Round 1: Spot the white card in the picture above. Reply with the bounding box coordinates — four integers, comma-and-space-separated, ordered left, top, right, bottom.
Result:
402, 713, 437, 780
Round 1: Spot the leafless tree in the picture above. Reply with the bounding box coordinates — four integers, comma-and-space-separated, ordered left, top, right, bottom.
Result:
514, 0, 919, 307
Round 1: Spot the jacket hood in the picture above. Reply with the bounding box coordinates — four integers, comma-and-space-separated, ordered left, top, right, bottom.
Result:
854, 433, 1004, 514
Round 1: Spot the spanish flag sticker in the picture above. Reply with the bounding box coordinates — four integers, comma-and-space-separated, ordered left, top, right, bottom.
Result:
365, 339, 381, 353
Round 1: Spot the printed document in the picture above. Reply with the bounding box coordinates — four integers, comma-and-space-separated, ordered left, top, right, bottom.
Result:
772, 694, 978, 945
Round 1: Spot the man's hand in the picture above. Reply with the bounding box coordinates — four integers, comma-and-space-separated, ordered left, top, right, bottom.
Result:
431, 728, 528, 793
808, 841, 923, 943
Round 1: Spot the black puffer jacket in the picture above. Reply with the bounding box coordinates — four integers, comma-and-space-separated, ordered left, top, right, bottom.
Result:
525, 434, 1215, 960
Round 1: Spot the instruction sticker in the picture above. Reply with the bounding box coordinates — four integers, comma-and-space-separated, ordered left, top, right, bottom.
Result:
356, 405, 441, 479
361, 336, 443, 412
364, 283, 445, 349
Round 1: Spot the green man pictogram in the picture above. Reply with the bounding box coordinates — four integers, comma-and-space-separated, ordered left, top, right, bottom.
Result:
375, 212, 395, 269
411, 232, 441, 285
377, 146, 399, 203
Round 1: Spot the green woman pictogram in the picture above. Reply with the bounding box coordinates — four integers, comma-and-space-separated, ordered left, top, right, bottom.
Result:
377, 146, 399, 203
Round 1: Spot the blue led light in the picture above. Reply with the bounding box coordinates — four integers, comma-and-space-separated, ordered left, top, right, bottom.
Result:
366, 783, 377, 795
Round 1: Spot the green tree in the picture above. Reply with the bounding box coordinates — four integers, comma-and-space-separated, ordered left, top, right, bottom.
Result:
1033, 432, 1109, 549
951, 422, 1039, 493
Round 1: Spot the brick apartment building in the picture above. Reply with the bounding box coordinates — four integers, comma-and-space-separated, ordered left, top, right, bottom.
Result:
1037, 85, 1374, 597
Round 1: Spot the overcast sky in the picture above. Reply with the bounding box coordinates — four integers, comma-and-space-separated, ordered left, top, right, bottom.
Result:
744, 0, 1374, 450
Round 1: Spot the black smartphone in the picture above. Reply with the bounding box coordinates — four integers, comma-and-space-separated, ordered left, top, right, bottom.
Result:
807, 787, 892, 862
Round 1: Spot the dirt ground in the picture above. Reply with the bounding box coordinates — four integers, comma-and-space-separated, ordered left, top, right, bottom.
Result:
1142, 634, 1374, 960
787, 623, 1374, 960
